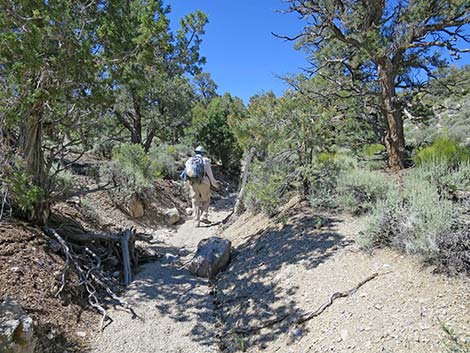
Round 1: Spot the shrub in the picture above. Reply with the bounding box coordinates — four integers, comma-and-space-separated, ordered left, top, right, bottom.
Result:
49, 163, 76, 198
436, 226, 470, 276
413, 136, 470, 167
336, 168, 396, 214
362, 143, 386, 158
0, 157, 43, 216
245, 162, 289, 216
359, 175, 457, 262
148, 143, 192, 179
410, 161, 470, 199
306, 154, 342, 210
100, 143, 159, 201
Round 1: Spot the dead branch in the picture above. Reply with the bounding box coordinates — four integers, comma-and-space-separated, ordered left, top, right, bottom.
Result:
121, 229, 132, 286
221, 148, 256, 225
44, 227, 137, 330
234, 272, 381, 334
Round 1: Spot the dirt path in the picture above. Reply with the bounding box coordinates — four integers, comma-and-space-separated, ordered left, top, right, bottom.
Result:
216, 198, 470, 352
92, 195, 469, 353
91, 195, 234, 353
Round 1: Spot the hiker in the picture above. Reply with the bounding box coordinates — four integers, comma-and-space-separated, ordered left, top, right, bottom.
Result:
183, 146, 220, 226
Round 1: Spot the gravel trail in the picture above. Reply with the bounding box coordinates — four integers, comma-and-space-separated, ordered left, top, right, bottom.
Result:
92, 196, 234, 353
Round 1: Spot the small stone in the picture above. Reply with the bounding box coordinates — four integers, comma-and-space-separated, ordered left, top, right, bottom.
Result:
76, 331, 87, 337
163, 208, 180, 225
10, 267, 20, 273
374, 304, 383, 310
340, 329, 349, 341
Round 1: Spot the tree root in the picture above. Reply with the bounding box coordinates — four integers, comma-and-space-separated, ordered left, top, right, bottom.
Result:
234, 272, 383, 334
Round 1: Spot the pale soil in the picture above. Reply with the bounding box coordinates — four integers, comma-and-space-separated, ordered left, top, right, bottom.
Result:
218, 198, 470, 353
91, 195, 234, 353
91, 195, 469, 353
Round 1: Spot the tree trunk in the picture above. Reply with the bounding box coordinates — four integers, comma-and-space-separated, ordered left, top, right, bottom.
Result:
17, 71, 51, 224
20, 100, 49, 223
378, 65, 406, 170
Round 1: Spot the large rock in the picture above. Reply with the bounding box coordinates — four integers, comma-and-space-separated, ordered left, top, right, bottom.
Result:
187, 237, 231, 278
0, 299, 36, 353
163, 208, 180, 225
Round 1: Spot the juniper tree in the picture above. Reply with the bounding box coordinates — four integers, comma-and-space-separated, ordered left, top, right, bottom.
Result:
0, 0, 101, 222
97, 1, 208, 150
284, 0, 470, 168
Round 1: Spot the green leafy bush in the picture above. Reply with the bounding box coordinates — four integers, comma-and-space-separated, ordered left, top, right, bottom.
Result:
413, 136, 470, 167
245, 161, 290, 216
100, 143, 159, 201
410, 161, 470, 199
148, 143, 192, 179
336, 168, 396, 214
306, 153, 343, 210
3, 162, 43, 214
362, 143, 386, 158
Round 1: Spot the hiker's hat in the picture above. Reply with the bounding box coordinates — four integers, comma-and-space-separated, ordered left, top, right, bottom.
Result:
195, 146, 205, 154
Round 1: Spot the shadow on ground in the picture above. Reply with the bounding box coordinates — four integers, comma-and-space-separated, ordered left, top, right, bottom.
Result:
215, 206, 351, 351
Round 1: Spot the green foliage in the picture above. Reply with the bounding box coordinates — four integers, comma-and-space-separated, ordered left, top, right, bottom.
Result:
306, 153, 344, 210
362, 144, 385, 158
410, 161, 470, 200
413, 136, 470, 167
101, 143, 159, 200
49, 163, 76, 198
189, 93, 244, 173
3, 161, 43, 213
405, 66, 470, 148
336, 169, 396, 215
98, 2, 207, 149
245, 161, 288, 216
286, 1, 470, 168
148, 143, 192, 179
359, 173, 456, 261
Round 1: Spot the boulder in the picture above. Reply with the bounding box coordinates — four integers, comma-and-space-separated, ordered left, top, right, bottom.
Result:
0, 299, 36, 353
128, 199, 144, 219
187, 237, 231, 278
163, 208, 180, 225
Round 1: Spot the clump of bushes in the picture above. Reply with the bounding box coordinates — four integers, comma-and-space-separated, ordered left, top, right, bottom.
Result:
100, 143, 160, 202
1, 158, 43, 216
359, 168, 460, 265
413, 135, 470, 167
307, 152, 345, 210
336, 168, 396, 215
245, 160, 294, 216
148, 143, 192, 179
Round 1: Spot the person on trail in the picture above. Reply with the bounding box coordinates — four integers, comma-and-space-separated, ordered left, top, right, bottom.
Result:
183, 146, 220, 227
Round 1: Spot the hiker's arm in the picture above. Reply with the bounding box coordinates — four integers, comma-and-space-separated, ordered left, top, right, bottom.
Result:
205, 161, 219, 187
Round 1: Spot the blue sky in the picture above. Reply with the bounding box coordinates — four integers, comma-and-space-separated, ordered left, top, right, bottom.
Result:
167, 1, 470, 104
167, 0, 308, 103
